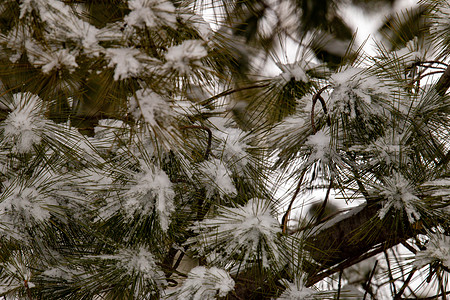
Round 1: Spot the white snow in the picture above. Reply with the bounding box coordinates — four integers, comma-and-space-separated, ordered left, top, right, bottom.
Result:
25, 41, 78, 74
277, 279, 317, 300
305, 129, 331, 162
277, 61, 311, 83
329, 67, 388, 118
100, 247, 166, 287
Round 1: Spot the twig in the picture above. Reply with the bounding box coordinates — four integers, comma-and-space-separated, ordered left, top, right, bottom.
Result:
24, 280, 33, 300
315, 178, 333, 224
337, 269, 343, 300
401, 240, 417, 254
435, 266, 446, 300
199, 83, 270, 106
311, 85, 331, 133
180, 125, 212, 159
282, 169, 306, 233
362, 260, 378, 300
394, 267, 416, 300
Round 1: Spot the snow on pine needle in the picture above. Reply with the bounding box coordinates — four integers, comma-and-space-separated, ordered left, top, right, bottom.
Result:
122, 164, 175, 231
374, 172, 422, 223
110, 247, 166, 284
414, 233, 450, 269
208, 117, 250, 169
0, 92, 49, 153
166, 266, 234, 300
328, 67, 388, 119
128, 88, 174, 129
106, 48, 146, 81
25, 41, 78, 74
164, 40, 207, 75
188, 198, 283, 268
0, 251, 36, 297
0, 178, 58, 241
196, 158, 237, 198
94, 246, 167, 296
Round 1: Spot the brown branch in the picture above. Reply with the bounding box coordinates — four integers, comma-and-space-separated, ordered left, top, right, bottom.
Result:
401, 241, 417, 254
282, 169, 306, 234
311, 85, 331, 133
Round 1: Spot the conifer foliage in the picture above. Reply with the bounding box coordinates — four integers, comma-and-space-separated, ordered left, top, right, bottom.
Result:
0, 0, 449, 299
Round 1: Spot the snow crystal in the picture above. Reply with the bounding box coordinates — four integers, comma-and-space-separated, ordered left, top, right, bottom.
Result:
170, 266, 234, 300
0, 92, 47, 153
305, 129, 331, 162
188, 199, 282, 268
106, 48, 143, 80
128, 89, 173, 127
414, 233, 450, 268
125, 0, 176, 29
197, 158, 237, 197
124, 165, 175, 230
376, 172, 421, 223
165, 40, 207, 74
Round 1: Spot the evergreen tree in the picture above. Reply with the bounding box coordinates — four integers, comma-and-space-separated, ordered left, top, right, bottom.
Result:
0, 0, 449, 299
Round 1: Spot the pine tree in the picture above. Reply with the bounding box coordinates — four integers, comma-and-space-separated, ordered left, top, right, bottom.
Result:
0, 0, 449, 299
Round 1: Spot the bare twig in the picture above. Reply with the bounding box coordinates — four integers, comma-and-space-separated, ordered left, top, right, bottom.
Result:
311, 85, 331, 133
315, 178, 333, 224
337, 269, 343, 300
401, 240, 417, 254
306, 243, 385, 286
282, 169, 306, 233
